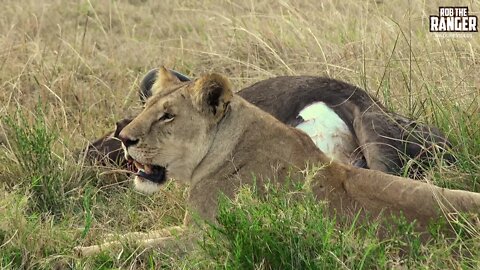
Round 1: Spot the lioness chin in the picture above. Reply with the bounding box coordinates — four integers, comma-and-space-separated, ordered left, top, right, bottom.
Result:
75, 67, 480, 256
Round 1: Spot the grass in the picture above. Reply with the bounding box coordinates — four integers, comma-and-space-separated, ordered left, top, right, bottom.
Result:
0, 0, 479, 269
2, 103, 68, 215
186, 184, 479, 269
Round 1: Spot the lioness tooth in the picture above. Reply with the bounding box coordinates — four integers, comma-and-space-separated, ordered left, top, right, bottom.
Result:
144, 164, 153, 174
134, 161, 144, 170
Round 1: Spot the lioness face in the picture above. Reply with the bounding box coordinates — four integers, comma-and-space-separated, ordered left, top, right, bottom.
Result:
118, 67, 232, 194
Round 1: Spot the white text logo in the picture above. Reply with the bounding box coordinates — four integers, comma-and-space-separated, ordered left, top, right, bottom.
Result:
430, 7, 477, 32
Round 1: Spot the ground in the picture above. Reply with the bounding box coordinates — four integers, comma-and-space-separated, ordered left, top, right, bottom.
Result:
0, 0, 479, 269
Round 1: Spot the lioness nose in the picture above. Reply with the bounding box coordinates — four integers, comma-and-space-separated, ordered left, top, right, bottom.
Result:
118, 134, 139, 148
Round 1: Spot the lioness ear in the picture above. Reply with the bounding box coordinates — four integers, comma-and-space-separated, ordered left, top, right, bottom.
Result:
153, 66, 181, 94
191, 73, 233, 118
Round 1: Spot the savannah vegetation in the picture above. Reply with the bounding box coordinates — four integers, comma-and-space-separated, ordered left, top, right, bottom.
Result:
0, 0, 479, 269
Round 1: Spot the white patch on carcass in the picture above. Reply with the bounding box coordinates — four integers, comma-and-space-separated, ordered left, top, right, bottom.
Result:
295, 102, 358, 165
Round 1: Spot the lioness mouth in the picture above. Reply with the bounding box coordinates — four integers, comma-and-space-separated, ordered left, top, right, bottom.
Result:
126, 156, 166, 184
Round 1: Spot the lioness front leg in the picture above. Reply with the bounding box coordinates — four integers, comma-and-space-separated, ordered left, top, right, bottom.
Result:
74, 225, 187, 257
74, 212, 192, 257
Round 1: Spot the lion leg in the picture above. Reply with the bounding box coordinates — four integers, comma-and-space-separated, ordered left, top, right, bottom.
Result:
75, 236, 178, 257
102, 225, 185, 242
74, 226, 187, 257
342, 167, 480, 230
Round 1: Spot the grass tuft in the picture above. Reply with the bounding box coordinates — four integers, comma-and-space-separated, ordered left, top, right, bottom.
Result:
2, 103, 66, 215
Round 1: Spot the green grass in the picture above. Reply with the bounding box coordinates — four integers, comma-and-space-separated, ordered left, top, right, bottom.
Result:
2, 104, 68, 214
185, 184, 479, 269
0, 0, 479, 269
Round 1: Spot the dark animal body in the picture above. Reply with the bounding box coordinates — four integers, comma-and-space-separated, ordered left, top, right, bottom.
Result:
237, 76, 454, 177
86, 70, 453, 178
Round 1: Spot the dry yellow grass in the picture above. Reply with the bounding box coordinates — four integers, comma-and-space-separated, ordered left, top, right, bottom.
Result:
0, 0, 479, 268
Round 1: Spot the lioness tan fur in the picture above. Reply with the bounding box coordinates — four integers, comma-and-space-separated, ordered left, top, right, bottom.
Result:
76, 67, 480, 256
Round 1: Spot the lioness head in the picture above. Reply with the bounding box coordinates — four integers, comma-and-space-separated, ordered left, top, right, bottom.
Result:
118, 67, 233, 194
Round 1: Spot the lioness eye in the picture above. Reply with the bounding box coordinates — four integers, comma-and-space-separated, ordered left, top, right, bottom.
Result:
159, 113, 175, 122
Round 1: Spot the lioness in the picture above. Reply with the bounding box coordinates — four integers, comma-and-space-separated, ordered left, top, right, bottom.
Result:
75, 67, 479, 256
87, 69, 453, 178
